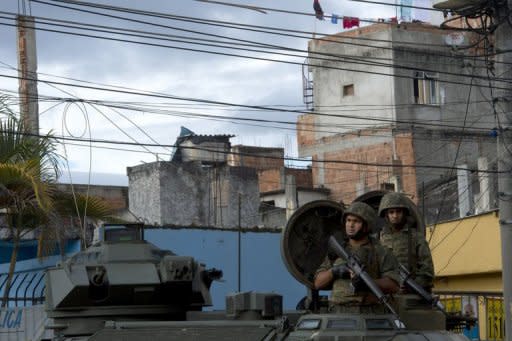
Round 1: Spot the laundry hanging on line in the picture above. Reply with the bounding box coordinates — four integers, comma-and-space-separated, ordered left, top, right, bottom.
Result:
343, 16, 360, 29
313, 0, 324, 20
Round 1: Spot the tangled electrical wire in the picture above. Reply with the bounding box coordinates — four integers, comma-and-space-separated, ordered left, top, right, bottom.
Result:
441, 0, 510, 35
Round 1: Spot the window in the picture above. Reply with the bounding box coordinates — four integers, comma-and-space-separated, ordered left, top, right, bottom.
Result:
343, 84, 354, 97
327, 319, 358, 330
413, 71, 440, 105
296, 319, 321, 330
381, 182, 395, 191
365, 319, 394, 330
261, 200, 276, 207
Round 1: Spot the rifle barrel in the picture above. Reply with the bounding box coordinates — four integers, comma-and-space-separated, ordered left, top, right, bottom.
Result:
327, 236, 399, 318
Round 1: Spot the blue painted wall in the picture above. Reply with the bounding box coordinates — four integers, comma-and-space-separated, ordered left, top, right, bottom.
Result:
1, 230, 306, 310
145, 229, 306, 310
0, 239, 80, 265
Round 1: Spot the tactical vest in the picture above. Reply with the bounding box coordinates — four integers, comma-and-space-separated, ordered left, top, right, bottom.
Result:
329, 240, 380, 305
380, 218, 418, 276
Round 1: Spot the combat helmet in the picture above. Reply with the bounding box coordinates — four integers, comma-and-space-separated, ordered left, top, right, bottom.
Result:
378, 192, 410, 217
343, 201, 377, 230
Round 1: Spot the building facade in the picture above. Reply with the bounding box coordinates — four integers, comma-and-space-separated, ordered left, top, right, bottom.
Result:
298, 23, 497, 222
428, 211, 504, 340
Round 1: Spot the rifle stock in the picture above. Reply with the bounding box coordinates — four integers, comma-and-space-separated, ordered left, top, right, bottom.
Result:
327, 236, 399, 318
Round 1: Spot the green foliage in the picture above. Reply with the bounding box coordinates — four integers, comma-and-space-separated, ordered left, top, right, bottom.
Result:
0, 115, 61, 181
0, 97, 120, 305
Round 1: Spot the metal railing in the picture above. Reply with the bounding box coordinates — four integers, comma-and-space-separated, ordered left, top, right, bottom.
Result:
0, 271, 45, 307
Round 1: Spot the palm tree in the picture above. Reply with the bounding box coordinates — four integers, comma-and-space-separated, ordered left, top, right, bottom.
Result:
0, 160, 54, 306
0, 99, 120, 307
0, 102, 62, 306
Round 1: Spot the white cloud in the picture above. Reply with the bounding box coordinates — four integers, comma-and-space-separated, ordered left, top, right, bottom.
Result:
1, 0, 442, 177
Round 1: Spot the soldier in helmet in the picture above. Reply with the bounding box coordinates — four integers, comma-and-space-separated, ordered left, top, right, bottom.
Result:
314, 202, 400, 313
378, 192, 434, 292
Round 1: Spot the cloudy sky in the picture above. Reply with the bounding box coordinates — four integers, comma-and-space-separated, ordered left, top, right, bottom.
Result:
0, 0, 441, 185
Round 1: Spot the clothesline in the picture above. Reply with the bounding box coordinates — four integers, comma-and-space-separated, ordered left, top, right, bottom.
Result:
314, 0, 407, 29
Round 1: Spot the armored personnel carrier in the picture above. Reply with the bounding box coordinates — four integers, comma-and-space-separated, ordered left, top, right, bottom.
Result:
44, 224, 287, 340
43, 213, 471, 340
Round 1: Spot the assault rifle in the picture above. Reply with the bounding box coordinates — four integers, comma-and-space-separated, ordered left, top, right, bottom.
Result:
398, 264, 481, 331
327, 236, 399, 318
398, 263, 446, 314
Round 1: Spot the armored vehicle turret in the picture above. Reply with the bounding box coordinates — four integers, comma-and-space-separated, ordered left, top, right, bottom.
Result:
44, 224, 285, 340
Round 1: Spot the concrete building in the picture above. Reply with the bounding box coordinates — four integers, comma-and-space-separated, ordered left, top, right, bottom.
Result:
129, 128, 263, 228
259, 167, 329, 226
128, 161, 260, 228
171, 126, 234, 164
298, 22, 497, 222
129, 127, 327, 229
428, 211, 503, 340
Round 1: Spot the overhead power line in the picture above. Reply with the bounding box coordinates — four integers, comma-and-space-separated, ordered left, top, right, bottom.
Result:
347, 0, 443, 11
2, 88, 498, 147
2, 12, 512, 95
2, 11, 510, 86
3, 16, 511, 92
29, 0, 512, 65
0, 73, 499, 132
0, 61, 496, 112
0, 129, 502, 173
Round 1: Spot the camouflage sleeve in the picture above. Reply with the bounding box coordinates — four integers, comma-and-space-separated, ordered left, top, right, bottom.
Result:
415, 237, 434, 288
377, 246, 400, 285
316, 256, 333, 274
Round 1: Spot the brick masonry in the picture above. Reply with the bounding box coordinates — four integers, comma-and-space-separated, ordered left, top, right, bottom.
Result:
300, 128, 418, 205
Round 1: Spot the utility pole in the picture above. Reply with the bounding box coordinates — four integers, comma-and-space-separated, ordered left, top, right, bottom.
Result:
238, 193, 241, 292
16, 15, 39, 135
496, 1, 512, 339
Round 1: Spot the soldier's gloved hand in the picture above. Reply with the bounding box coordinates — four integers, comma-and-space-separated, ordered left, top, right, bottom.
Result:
331, 264, 351, 280
351, 275, 368, 291
400, 284, 411, 294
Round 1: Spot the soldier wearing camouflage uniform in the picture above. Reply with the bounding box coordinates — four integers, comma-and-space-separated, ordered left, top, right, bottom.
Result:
314, 202, 400, 312
378, 192, 434, 291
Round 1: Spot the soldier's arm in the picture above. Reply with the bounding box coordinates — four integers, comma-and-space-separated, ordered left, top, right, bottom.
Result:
314, 256, 334, 290
374, 277, 400, 294
314, 270, 334, 289
377, 247, 400, 294
415, 237, 435, 288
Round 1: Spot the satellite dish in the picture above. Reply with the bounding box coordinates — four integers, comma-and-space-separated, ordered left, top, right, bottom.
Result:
444, 32, 465, 46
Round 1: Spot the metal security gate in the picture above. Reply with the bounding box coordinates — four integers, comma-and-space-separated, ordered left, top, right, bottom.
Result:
438, 293, 506, 340
486, 296, 504, 340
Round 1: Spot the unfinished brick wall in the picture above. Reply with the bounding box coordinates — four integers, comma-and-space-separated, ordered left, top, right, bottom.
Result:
323, 143, 394, 205
258, 168, 282, 193
258, 168, 313, 194
297, 114, 316, 149
286, 168, 313, 188
308, 130, 417, 205
229, 145, 284, 170
394, 132, 418, 203
56, 183, 128, 210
